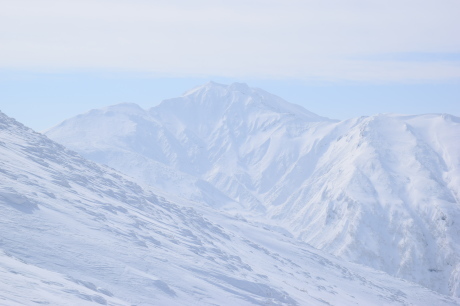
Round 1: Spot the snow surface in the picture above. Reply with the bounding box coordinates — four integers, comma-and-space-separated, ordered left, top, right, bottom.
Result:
45, 82, 460, 298
3, 111, 459, 305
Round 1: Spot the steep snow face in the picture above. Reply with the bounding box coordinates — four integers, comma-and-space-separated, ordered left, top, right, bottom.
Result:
280, 114, 460, 296
3, 111, 458, 305
45, 82, 460, 297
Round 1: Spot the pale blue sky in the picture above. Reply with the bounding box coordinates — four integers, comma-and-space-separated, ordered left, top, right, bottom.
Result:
0, 0, 459, 130
1, 72, 459, 131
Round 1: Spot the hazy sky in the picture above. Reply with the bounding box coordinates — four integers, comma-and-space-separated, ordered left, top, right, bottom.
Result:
1, 0, 459, 130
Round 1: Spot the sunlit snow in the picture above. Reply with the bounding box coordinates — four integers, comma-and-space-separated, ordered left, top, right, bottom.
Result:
1, 82, 459, 305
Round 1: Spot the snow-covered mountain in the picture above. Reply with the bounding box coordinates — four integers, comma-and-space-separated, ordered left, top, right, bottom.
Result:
45, 82, 460, 298
3, 111, 458, 305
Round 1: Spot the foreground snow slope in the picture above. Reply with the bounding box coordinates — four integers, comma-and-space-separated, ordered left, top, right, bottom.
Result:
46, 82, 460, 297
2, 114, 459, 305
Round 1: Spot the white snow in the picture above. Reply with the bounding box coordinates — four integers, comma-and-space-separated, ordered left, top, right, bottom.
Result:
45, 82, 460, 299
1, 109, 459, 305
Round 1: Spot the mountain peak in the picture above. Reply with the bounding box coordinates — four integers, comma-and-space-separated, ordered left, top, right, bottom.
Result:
228, 82, 250, 92
170, 81, 328, 122
182, 81, 226, 96
183, 82, 251, 97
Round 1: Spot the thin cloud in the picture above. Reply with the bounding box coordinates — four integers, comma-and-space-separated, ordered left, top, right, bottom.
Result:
1, 0, 459, 81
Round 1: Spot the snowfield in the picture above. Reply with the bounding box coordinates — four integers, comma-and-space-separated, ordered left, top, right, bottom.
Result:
1, 81, 460, 305
46, 82, 460, 298
2, 111, 458, 305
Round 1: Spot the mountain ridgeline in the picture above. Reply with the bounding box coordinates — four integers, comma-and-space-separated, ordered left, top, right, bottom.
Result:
46, 82, 460, 297
2, 109, 459, 304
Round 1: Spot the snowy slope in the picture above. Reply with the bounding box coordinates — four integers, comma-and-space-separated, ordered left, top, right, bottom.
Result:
45, 82, 333, 211
45, 82, 460, 297
280, 114, 460, 296
3, 111, 459, 305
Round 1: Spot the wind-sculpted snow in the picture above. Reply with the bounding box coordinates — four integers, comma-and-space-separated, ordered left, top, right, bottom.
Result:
3, 111, 459, 305
46, 82, 460, 298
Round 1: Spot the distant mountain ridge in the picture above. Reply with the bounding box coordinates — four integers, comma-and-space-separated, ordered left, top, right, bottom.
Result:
46, 82, 460, 297
4, 110, 459, 304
